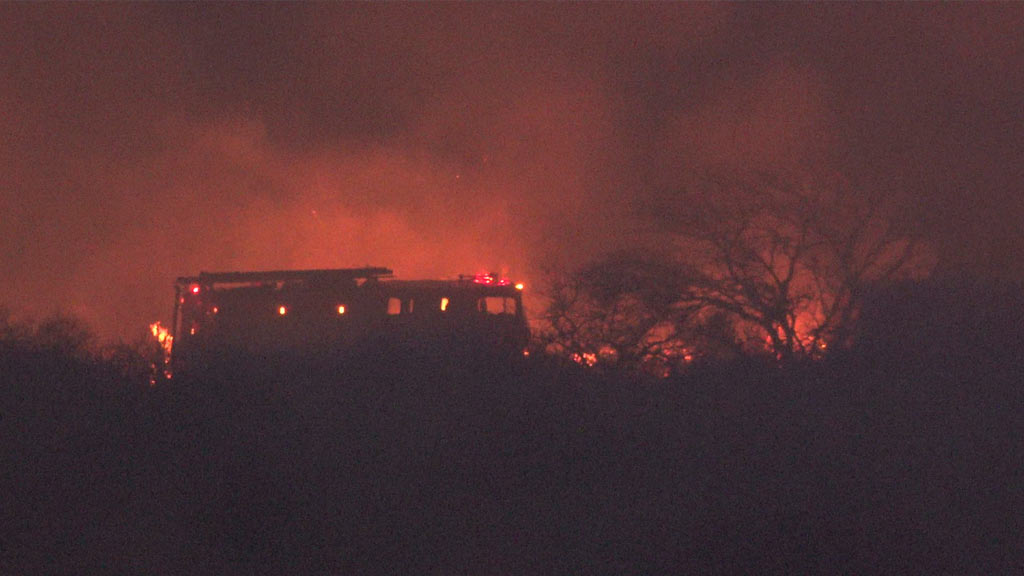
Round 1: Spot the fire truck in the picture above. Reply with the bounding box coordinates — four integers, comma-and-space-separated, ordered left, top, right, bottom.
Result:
167, 267, 529, 366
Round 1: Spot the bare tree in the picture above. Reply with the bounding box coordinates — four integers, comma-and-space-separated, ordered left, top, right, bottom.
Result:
672, 172, 930, 359
539, 252, 700, 372
541, 172, 930, 367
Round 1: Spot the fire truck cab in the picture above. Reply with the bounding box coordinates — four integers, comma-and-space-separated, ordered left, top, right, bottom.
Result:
169, 267, 528, 365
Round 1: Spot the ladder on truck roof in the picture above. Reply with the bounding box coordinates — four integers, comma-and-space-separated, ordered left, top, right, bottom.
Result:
176, 267, 394, 287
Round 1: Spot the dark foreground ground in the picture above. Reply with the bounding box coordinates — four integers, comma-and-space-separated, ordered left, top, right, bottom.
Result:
3, 352, 1022, 575
2, 279, 1023, 574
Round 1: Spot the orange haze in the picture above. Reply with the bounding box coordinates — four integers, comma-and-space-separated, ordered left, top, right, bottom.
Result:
2, 4, 1023, 339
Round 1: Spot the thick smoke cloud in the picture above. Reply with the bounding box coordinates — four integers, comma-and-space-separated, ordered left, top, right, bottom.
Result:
2, 4, 1023, 339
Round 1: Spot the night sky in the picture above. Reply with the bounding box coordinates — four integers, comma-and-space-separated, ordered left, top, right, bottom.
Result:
3, 3, 1023, 340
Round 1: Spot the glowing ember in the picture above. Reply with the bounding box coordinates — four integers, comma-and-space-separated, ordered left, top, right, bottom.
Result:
278, 305, 288, 316
571, 352, 598, 367
337, 304, 346, 315
440, 297, 449, 311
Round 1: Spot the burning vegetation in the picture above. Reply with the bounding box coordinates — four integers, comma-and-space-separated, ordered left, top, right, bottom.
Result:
144, 174, 928, 375
541, 173, 931, 372
128, 169, 933, 380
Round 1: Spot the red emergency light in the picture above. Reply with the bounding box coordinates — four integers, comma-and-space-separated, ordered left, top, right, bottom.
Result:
471, 273, 511, 286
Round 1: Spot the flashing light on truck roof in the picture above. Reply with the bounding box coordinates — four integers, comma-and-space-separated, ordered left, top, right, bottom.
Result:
470, 273, 510, 286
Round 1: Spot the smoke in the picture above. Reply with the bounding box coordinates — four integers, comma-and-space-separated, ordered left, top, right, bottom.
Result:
2, 3, 1023, 339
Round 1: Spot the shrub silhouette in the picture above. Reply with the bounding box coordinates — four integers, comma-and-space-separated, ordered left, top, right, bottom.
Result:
852, 274, 1024, 374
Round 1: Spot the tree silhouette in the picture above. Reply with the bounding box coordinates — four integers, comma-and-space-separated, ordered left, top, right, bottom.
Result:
540, 252, 700, 372
31, 313, 98, 360
543, 172, 930, 365
673, 173, 929, 358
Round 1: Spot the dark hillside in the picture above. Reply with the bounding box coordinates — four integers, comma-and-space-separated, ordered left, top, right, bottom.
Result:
2, 295, 1022, 574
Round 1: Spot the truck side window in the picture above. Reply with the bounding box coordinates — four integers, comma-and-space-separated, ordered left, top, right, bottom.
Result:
481, 297, 516, 315
387, 297, 402, 316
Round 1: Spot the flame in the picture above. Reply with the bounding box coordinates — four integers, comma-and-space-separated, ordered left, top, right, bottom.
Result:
149, 321, 174, 383
150, 321, 173, 355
